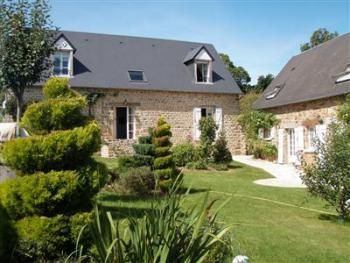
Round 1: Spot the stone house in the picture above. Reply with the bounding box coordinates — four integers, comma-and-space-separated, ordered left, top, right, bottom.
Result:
254, 33, 350, 165
24, 31, 246, 156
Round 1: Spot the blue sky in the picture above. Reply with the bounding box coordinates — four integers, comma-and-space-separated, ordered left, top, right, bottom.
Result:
51, 0, 349, 84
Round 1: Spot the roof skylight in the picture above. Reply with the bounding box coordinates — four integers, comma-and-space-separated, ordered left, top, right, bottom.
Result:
265, 85, 283, 100
128, 70, 146, 82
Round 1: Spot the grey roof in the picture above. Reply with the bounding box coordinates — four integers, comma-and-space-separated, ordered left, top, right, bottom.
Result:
183, 45, 214, 63
254, 33, 350, 109
44, 30, 241, 94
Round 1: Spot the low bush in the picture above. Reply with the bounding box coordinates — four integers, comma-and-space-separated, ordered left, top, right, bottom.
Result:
186, 159, 208, 170
119, 167, 155, 195
21, 97, 87, 135
252, 140, 277, 161
172, 143, 197, 167
14, 215, 72, 261
42, 77, 77, 99
209, 163, 229, 171
117, 156, 138, 172
2, 121, 101, 173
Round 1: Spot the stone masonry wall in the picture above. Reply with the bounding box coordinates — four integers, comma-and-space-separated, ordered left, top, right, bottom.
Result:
23, 87, 246, 156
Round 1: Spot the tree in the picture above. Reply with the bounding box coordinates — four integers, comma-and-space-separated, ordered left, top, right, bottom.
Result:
212, 131, 232, 164
255, 74, 274, 91
199, 117, 217, 160
302, 96, 350, 220
300, 28, 339, 52
219, 53, 251, 93
0, 0, 56, 135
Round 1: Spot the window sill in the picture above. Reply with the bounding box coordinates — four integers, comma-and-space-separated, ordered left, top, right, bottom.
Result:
195, 81, 213, 85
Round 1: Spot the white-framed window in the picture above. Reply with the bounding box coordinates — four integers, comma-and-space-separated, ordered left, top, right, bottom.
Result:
53, 51, 71, 76
128, 70, 146, 82
265, 85, 283, 100
258, 127, 274, 140
195, 62, 210, 83
116, 107, 135, 140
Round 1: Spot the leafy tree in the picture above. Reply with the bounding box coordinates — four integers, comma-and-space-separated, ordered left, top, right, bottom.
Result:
220, 53, 251, 93
300, 28, 339, 52
255, 74, 274, 91
302, 122, 350, 220
0, 0, 56, 135
302, 95, 350, 220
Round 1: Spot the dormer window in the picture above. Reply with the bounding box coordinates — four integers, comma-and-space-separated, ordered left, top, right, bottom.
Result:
196, 62, 209, 83
183, 46, 214, 84
53, 35, 75, 77
53, 51, 70, 76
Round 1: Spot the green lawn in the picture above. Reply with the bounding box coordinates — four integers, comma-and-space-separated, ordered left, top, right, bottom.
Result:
97, 158, 350, 263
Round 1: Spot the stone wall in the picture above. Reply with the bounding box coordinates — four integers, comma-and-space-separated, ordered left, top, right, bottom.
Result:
24, 87, 246, 156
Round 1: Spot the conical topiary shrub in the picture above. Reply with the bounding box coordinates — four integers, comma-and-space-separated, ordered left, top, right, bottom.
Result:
0, 77, 107, 260
132, 129, 155, 167
152, 116, 178, 191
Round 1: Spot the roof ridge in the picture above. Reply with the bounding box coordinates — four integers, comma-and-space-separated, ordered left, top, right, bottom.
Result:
60, 29, 213, 46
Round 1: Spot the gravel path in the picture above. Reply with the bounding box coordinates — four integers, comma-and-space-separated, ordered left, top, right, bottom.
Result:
233, 155, 306, 188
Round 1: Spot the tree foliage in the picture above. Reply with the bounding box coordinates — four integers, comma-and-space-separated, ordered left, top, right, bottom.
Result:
255, 74, 274, 91
0, 0, 56, 133
220, 53, 251, 93
300, 28, 338, 52
199, 117, 217, 160
212, 131, 232, 164
302, 95, 350, 220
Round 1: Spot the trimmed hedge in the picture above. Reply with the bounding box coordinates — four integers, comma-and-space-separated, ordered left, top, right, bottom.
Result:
172, 143, 197, 167
69, 212, 93, 250
21, 97, 87, 135
0, 161, 107, 220
2, 121, 101, 173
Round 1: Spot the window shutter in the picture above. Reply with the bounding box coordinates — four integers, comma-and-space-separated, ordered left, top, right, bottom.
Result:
277, 129, 284, 164
215, 108, 223, 134
315, 124, 327, 143
258, 128, 264, 139
295, 126, 304, 151
193, 108, 201, 140
270, 127, 276, 139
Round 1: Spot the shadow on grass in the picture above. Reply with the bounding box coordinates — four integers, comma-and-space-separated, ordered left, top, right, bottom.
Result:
228, 163, 243, 169
318, 213, 350, 225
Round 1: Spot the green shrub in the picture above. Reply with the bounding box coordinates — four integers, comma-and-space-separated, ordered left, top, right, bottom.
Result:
199, 117, 217, 160
69, 212, 93, 250
212, 131, 232, 164
209, 163, 229, 171
337, 94, 350, 125
132, 134, 155, 167
0, 171, 80, 219
132, 144, 154, 156
117, 156, 138, 172
0, 161, 107, 220
42, 77, 76, 99
14, 215, 72, 261
152, 117, 178, 191
0, 204, 16, 260
2, 121, 101, 173
21, 97, 87, 135
186, 159, 208, 170
120, 167, 155, 195
172, 143, 197, 167
252, 140, 277, 161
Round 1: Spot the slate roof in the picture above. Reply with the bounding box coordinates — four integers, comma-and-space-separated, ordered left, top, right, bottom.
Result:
44, 30, 241, 94
254, 33, 350, 109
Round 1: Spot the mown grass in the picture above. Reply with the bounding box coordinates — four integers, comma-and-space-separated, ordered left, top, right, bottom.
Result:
97, 158, 350, 262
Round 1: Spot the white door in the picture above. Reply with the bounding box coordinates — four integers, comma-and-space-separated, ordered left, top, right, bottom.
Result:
288, 128, 297, 163
277, 129, 284, 164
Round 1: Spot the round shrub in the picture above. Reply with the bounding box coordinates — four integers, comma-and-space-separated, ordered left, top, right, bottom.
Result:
43, 77, 76, 99
14, 215, 72, 261
21, 97, 87, 135
2, 121, 101, 173
172, 143, 197, 167
120, 167, 155, 195
251, 140, 277, 161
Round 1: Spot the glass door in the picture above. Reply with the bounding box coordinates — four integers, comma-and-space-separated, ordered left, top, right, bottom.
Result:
288, 128, 296, 163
